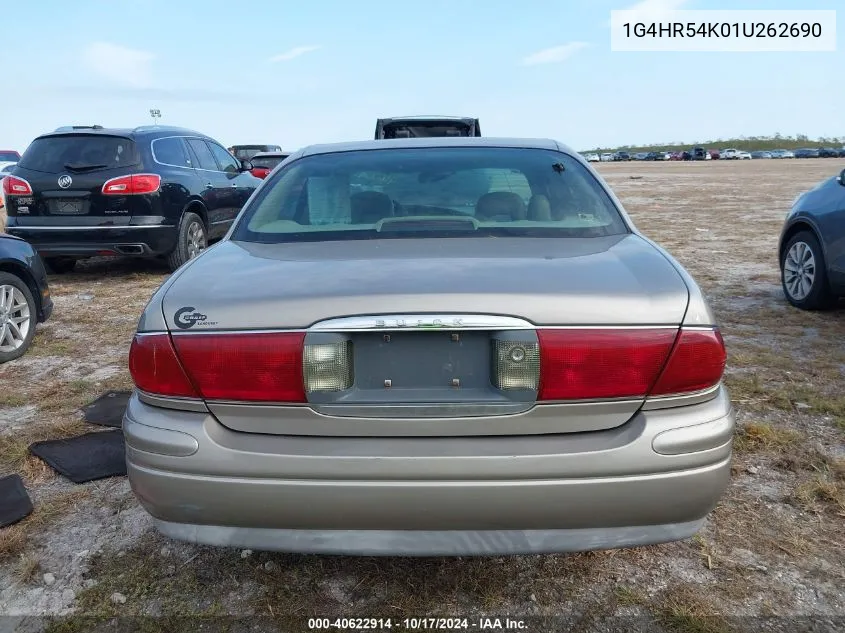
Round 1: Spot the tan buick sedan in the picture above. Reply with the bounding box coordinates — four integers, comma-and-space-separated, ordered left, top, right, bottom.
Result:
124, 137, 733, 556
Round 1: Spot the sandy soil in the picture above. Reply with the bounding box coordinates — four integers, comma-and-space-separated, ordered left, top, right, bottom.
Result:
0, 158, 843, 633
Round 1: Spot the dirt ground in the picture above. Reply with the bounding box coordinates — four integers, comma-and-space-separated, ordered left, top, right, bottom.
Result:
0, 158, 843, 633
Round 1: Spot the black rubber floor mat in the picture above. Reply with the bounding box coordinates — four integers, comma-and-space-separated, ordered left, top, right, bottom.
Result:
29, 430, 127, 484
0, 474, 33, 527
81, 390, 131, 428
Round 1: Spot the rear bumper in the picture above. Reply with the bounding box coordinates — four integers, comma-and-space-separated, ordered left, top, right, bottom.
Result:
124, 387, 735, 555
5, 222, 178, 257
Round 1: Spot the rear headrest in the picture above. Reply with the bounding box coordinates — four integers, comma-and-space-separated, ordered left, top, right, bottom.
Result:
393, 129, 411, 138
350, 191, 394, 224
528, 195, 552, 221
475, 191, 526, 221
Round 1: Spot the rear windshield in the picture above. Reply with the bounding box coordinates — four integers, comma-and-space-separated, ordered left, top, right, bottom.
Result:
19, 135, 139, 173
232, 147, 629, 244
0, 151, 19, 162
251, 155, 289, 169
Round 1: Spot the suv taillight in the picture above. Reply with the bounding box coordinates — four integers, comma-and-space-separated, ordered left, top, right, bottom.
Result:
533, 327, 726, 401
102, 173, 161, 195
2, 175, 33, 196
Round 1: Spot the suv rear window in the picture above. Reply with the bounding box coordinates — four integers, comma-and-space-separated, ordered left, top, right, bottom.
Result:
233, 146, 281, 160
232, 147, 628, 244
0, 151, 19, 162
251, 155, 289, 169
19, 135, 139, 173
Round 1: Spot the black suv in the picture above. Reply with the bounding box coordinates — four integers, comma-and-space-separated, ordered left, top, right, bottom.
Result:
2, 126, 262, 272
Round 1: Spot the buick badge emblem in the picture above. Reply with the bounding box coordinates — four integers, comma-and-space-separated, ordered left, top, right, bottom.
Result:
57, 175, 73, 189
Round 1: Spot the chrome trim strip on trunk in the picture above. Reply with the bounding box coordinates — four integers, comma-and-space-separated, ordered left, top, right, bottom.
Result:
309, 314, 535, 331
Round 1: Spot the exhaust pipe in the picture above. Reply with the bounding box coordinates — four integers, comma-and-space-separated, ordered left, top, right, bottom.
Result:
114, 244, 146, 255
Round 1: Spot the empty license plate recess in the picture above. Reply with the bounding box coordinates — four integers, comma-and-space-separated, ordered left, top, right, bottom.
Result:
48, 199, 88, 215
352, 331, 491, 391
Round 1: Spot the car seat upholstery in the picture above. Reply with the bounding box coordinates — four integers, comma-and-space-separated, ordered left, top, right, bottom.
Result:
527, 194, 552, 221
475, 191, 527, 222
350, 191, 395, 224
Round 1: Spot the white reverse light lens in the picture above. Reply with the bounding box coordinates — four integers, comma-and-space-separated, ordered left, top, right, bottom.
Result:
493, 341, 539, 390
303, 342, 353, 392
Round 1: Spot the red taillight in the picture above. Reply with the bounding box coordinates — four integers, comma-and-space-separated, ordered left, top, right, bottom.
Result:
536, 327, 726, 401
129, 334, 199, 398
102, 173, 161, 195
251, 167, 270, 179
650, 329, 726, 396
171, 332, 306, 403
537, 329, 677, 400
2, 175, 33, 196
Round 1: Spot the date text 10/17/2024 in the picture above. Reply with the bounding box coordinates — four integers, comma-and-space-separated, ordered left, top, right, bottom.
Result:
308, 618, 528, 630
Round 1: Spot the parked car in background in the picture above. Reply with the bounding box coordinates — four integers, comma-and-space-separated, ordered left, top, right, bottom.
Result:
230, 145, 283, 161
660, 152, 672, 160
585, 153, 600, 162
614, 151, 631, 161
721, 149, 739, 160
795, 148, 820, 158
838, 148, 845, 158
645, 152, 661, 161
818, 148, 840, 158
691, 147, 707, 161
249, 151, 291, 179
737, 151, 752, 160
3, 125, 262, 273
779, 167, 845, 310
708, 149, 720, 160
600, 152, 614, 162
125, 136, 732, 556
375, 116, 481, 139
632, 152, 648, 161
750, 151, 773, 159
0, 233, 53, 363
0, 150, 21, 164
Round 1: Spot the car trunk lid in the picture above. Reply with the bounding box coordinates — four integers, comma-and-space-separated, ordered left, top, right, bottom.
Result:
149, 234, 706, 437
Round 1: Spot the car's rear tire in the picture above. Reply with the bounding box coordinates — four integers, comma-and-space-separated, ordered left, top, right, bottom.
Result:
44, 257, 77, 274
780, 230, 835, 310
0, 272, 37, 364
167, 212, 207, 272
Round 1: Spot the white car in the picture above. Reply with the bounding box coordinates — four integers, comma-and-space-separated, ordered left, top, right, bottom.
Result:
585, 153, 600, 162
737, 151, 752, 160
0, 161, 17, 173
721, 149, 739, 160
600, 152, 614, 162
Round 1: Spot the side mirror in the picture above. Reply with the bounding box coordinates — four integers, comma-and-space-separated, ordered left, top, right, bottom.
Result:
239, 159, 253, 172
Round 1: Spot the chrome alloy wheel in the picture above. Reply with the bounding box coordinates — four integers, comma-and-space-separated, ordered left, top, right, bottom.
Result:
783, 241, 816, 301
0, 284, 31, 353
